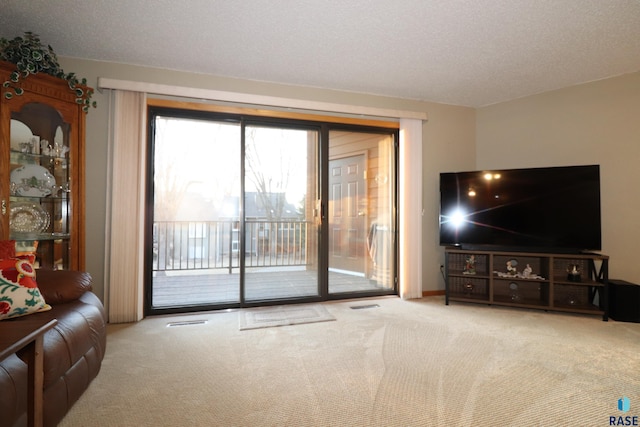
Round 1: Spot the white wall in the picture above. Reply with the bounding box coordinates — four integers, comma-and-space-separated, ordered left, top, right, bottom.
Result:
58, 57, 476, 299
422, 105, 476, 292
477, 72, 640, 284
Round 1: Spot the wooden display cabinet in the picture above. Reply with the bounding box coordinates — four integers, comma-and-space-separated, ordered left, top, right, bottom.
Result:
0, 61, 87, 270
445, 248, 609, 320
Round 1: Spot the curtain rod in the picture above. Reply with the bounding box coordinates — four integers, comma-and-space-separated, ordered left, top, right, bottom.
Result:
97, 77, 428, 121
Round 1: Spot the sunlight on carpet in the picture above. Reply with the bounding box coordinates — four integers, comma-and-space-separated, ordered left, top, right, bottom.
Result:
239, 304, 336, 330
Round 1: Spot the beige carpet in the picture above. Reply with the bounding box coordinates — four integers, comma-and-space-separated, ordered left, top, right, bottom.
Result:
239, 304, 336, 330
59, 296, 640, 427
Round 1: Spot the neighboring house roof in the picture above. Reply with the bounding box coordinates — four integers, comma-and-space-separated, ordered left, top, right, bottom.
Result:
173, 191, 300, 222
244, 192, 300, 219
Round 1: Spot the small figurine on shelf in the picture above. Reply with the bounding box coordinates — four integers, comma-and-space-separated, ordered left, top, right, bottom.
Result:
567, 264, 582, 282
494, 259, 545, 280
463, 282, 474, 295
509, 282, 521, 301
53, 141, 69, 157
463, 254, 476, 275
40, 139, 51, 155
19, 140, 32, 153
30, 136, 40, 154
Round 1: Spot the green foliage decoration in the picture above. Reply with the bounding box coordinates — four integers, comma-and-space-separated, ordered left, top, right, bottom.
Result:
0, 32, 96, 112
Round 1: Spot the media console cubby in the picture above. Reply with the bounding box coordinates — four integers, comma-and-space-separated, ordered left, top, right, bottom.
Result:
444, 248, 609, 320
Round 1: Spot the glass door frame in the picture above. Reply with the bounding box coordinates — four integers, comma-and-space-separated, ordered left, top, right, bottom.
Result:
144, 107, 399, 316
322, 124, 399, 301
239, 117, 323, 305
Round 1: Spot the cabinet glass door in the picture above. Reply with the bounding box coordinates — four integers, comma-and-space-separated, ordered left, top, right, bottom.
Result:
9, 103, 72, 269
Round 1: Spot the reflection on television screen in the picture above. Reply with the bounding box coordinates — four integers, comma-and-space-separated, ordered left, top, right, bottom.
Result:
439, 165, 601, 253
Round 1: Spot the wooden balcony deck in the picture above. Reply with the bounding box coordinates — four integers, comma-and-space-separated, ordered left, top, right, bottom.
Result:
151, 267, 390, 308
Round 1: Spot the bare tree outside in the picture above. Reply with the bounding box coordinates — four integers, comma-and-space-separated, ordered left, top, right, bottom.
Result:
242, 126, 313, 267
244, 126, 307, 221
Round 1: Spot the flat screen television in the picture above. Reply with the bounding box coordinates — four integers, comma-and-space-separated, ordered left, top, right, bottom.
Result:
439, 165, 601, 253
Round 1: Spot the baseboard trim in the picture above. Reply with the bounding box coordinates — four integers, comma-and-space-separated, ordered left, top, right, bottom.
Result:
422, 290, 446, 297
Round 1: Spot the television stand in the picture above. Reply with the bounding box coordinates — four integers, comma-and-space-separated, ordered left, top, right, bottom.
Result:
444, 248, 609, 320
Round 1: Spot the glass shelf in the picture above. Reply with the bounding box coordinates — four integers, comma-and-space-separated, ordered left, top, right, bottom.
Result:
10, 149, 69, 161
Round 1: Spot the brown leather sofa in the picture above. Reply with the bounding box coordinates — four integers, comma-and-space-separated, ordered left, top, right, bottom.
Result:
0, 269, 107, 427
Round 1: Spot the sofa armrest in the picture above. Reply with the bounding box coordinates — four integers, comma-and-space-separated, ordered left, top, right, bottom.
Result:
36, 269, 93, 304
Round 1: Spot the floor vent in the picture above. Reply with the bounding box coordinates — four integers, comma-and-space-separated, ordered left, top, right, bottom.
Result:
166, 320, 208, 327
350, 304, 380, 310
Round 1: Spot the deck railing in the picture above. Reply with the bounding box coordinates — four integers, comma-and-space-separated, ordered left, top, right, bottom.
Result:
152, 220, 310, 272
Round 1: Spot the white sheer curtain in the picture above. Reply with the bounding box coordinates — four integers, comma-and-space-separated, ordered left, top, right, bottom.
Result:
104, 90, 147, 323
399, 118, 423, 299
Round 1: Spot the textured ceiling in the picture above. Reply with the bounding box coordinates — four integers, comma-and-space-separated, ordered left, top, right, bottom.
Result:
1, 0, 640, 107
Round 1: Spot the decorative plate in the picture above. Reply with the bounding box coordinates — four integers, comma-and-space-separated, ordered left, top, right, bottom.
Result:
9, 202, 50, 235
10, 119, 34, 151
10, 164, 57, 197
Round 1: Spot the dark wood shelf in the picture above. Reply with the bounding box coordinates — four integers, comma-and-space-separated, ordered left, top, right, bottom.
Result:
491, 296, 549, 308
552, 302, 604, 313
447, 294, 490, 303
445, 248, 609, 320
448, 273, 491, 280
553, 278, 605, 287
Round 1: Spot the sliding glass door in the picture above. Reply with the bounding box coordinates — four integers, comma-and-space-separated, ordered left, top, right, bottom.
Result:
146, 107, 397, 314
149, 115, 242, 308
243, 125, 319, 301
328, 130, 396, 294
